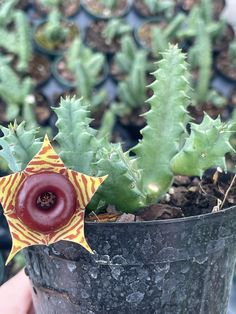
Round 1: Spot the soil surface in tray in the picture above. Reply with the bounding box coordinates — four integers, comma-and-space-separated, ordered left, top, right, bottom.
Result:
29, 54, 51, 86
82, 0, 129, 18
175, 0, 225, 18
87, 172, 236, 223
214, 24, 235, 53
34, 92, 52, 126
216, 51, 236, 82
133, 0, 174, 18
137, 20, 168, 50
85, 21, 122, 54
35, 0, 80, 17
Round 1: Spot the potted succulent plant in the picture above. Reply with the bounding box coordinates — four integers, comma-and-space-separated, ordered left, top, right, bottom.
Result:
52, 38, 108, 89
110, 35, 138, 83
33, 8, 79, 56
111, 51, 149, 140
85, 18, 132, 55
81, 0, 131, 19
1, 45, 236, 314
187, 19, 228, 122
135, 13, 185, 56
133, 0, 175, 19
0, 11, 51, 86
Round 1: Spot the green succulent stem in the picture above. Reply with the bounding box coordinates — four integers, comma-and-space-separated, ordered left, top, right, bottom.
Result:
132, 45, 191, 202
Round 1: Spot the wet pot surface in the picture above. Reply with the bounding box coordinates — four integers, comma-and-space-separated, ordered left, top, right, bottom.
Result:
25, 205, 236, 314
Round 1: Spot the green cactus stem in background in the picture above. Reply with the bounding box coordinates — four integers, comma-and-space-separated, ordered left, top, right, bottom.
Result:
44, 9, 68, 43
115, 51, 147, 114
14, 11, 32, 72
151, 13, 185, 56
189, 19, 212, 104
102, 19, 132, 45
0, 56, 32, 120
114, 35, 138, 76
176, 2, 226, 41
0, 0, 18, 27
0, 121, 42, 172
144, 0, 174, 18
0, 10, 32, 73
66, 38, 106, 87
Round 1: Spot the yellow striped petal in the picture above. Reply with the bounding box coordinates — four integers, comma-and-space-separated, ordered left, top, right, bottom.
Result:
0, 135, 107, 264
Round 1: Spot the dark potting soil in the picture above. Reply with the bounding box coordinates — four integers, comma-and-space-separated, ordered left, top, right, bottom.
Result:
216, 51, 236, 82
28, 54, 51, 86
87, 172, 236, 223
34, 0, 80, 17
82, 0, 129, 18
34, 92, 52, 126
213, 24, 235, 53
133, 0, 157, 18
16, 0, 31, 10
137, 21, 168, 50
175, 0, 225, 18
56, 58, 75, 84
0, 99, 7, 125
188, 102, 229, 123
110, 60, 127, 83
85, 21, 121, 54
229, 86, 236, 107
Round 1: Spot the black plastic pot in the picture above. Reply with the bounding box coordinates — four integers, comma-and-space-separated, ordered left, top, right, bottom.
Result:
25, 205, 236, 314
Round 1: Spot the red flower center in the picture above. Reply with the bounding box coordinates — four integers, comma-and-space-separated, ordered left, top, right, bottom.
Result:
15, 172, 77, 233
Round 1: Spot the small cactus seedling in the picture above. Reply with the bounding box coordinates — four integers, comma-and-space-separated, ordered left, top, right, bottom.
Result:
0, 0, 18, 27
151, 13, 185, 56
187, 18, 225, 108
34, 8, 79, 53
144, 0, 174, 18
0, 10, 32, 73
44, 9, 68, 43
188, 19, 212, 104
115, 51, 147, 115
177, 3, 226, 40
64, 38, 106, 87
14, 10, 32, 72
113, 35, 138, 77
0, 46, 234, 213
102, 19, 132, 45
62, 39, 107, 109
0, 56, 32, 121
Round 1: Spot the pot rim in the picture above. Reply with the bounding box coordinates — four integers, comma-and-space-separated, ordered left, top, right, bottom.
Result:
85, 204, 236, 226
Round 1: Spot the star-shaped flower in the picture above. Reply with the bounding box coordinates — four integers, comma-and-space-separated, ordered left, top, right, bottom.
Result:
0, 135, 107, 264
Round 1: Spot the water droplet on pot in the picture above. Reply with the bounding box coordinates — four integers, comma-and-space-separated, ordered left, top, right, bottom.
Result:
126, 292, 144, 304
67, 262, 77, 272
